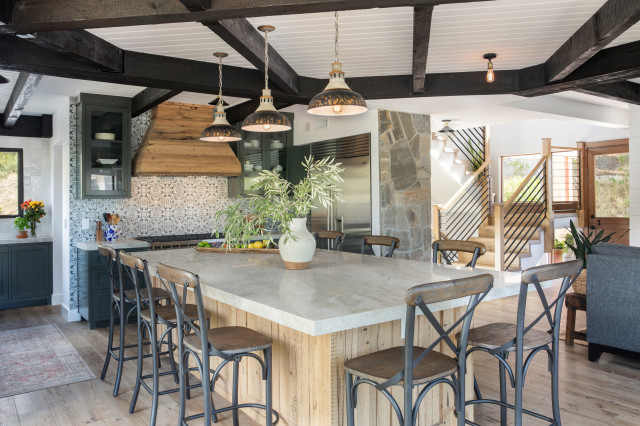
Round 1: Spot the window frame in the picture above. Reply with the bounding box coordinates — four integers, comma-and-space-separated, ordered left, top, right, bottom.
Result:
0, 148, 24, 219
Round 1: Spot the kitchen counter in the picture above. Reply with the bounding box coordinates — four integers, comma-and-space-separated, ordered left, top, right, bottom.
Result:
76, 239, 150, 251
0, 235, 53, 245
138, 248, 525, 425
138, 248, 522, 336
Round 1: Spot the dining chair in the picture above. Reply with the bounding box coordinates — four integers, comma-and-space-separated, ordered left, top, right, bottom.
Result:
344, 273, 494, 425
432, 239, 486, 267
156, 262, 279, 426
460, 260, 582, 426
313, 230, 344, 251
98, 245, 171, 397
121, 251, 212, 426
360, 235, 400, 257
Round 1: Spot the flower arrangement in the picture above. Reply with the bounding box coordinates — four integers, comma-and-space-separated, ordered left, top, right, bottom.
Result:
19, 199, 46, 237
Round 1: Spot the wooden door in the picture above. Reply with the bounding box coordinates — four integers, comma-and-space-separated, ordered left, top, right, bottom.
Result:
586, 142, 629, 245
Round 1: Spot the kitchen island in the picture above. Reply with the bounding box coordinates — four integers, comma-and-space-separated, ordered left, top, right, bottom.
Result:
136, 248, 522, 425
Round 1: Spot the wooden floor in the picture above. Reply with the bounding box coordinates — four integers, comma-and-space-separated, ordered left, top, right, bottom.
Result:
1, 284, 639, 425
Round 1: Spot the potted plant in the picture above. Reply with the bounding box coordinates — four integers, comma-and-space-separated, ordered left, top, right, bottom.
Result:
20, 199, 46, 237
564, 220, 626, 294
552, 238, 564, 264
14, 216, 29, 238
215, 156, 343, 270
562, 233, 575, 261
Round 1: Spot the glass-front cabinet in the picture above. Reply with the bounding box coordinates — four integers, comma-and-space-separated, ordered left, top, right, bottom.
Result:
76, 94, 132, 199
228, 113, 293, 196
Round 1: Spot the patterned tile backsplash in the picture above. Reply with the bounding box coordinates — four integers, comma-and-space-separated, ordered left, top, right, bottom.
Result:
68, 99, 230, 309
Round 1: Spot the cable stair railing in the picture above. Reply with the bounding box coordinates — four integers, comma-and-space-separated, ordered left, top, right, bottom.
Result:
432, 161, 492, 264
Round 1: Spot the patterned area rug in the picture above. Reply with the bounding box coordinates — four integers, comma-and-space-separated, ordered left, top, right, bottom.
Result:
0, 324, 96, 398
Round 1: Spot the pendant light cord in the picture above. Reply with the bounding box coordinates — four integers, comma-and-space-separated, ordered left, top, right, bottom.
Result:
264, 30, 269, 90
218, 55, 223, 106
334, 11, 339, 64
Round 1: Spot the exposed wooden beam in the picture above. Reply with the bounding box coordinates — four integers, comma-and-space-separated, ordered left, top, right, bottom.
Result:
545, 0, 640, 82
0, 114, 52, 137
521, 40, 640, 96
2, 72, 42, 128
576, 81, 640, 106
225, 99, 292, 124
411, 5, 433, 94
179, 0, 211, 12
7, 0, 496, 32
25, 29, 123, 72
205, 19, 300, 94
131, 88, 182, 117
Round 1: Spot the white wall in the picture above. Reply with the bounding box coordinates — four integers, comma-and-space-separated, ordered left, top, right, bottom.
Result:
292, 109, 381, 235
629, 106, 640, 247
490, 118, 629, 201
0, 137, 52, 235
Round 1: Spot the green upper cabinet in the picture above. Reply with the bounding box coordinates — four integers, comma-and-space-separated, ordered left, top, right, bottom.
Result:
228, 112, 294, 197
76, 94, 132, 199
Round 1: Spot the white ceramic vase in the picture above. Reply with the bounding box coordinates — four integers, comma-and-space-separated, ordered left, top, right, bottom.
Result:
278, 218, 316, 270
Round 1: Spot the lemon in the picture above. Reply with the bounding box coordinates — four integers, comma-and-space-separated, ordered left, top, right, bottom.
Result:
253, 241, 263, 249
248, 243, 255, 249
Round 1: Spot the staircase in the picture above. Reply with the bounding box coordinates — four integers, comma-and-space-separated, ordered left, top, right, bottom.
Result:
459, 213, 543, 270
430, 137, 472, 184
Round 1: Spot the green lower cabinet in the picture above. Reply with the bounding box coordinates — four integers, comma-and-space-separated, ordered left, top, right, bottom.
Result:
77, 247, 144, 329
0, 242, 53, 309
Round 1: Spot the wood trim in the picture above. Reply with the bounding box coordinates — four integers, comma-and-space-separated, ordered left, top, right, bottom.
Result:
577, 141, 588, 226
582, 138, 629, 149
542, 138, 554, 253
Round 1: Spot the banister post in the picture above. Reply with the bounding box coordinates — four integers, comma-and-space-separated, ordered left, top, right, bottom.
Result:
494, 203, 505, 270
577, 141, 587, 227
542, 138, 554, 253
432, 204, 441, 263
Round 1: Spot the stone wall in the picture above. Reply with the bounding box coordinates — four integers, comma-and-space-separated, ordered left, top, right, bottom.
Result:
378, 110, 431, 261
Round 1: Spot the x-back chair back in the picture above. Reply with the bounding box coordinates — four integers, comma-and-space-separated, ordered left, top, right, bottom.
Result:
432, 239, 486, 268
313, 230, 344, 251
98, 245, 124, 301
345, 273, 494, 426
464, 259, 583, 426
360, 235, 400, 257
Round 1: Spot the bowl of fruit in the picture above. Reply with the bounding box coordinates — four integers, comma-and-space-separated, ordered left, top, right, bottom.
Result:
194, 239, 278, 253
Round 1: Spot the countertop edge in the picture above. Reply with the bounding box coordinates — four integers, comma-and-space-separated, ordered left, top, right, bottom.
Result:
0, 236, 53, 245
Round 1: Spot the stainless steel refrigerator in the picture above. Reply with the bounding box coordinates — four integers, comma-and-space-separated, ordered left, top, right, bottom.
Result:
308, 133, 371, 253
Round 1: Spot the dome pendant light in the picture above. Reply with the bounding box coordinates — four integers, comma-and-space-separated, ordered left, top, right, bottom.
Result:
484, 53, 497, 84
438, 119, 454, 134
241, 25, 291, 133
200, 52, 242, 142
308, 12, 367, 116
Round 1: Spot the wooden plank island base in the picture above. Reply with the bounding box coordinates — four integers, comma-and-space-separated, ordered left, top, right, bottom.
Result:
138, 249, 524, 425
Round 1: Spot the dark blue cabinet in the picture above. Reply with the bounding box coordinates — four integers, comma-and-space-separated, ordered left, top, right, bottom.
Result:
78, 247, 145, 329
0, 242, 53, 309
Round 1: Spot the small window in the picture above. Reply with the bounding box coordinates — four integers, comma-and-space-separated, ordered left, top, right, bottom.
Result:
501, 154, 541, 201
0, 149, 24, 218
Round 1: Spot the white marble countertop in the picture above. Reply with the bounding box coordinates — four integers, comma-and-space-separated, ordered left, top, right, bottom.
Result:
0, 235, 53, 245
77, 239, 150, 251
137, 248, 526, 336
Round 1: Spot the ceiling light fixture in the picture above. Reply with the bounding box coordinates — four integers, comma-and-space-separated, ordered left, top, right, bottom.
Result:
307, 12, 368, 116
438, 119, 454, 134
242, 25, 291, 133
200, 52, 242, 142
484, 53, 497, 84
0, 74, 9, 84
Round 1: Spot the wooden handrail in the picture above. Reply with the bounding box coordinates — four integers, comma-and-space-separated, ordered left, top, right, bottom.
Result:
440, 161, 491, 211
504, 157, 546, 208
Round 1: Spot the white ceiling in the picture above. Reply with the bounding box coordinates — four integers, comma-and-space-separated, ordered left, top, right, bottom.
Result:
1, 0, 639, 127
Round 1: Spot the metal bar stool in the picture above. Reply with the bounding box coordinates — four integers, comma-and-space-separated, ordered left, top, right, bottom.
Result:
360, 235, 400, 257
121, 252, 213, 426
460, 260, 582, 426
432, 240, 486, 267
313, 230, 344, 251
344, 274, 494, 425
156, 262, 279, 426
98, 245, 171, 397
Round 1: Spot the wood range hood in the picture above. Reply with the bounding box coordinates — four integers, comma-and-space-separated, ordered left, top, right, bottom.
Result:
132, 102, 241, 176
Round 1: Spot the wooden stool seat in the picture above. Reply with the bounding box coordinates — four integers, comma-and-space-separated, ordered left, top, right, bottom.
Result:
139, 304, 204, 323
564, 291, 587, 345
344, 346, 457, 386
113, 287, 170, 303
184, 326, 273, 355
462, 322, 552, 351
